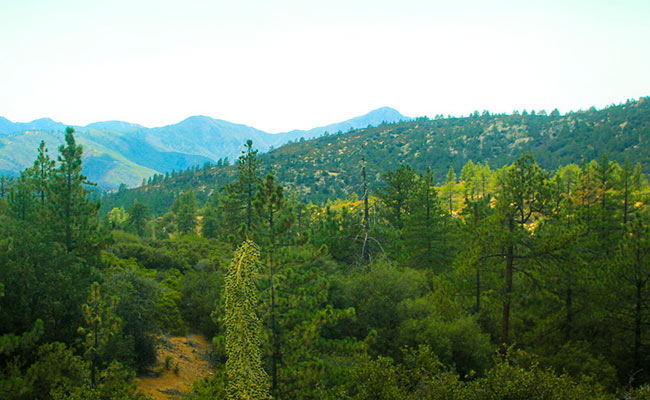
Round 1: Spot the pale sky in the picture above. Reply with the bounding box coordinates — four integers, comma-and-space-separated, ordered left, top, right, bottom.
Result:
1, 0, 649, 132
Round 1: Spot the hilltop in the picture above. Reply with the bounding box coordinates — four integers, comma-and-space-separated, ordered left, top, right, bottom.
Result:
100, 97, 650, 214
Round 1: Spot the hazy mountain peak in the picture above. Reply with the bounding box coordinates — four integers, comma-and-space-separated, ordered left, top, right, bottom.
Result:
85, 120, 145, 131
365, 106, 406, 118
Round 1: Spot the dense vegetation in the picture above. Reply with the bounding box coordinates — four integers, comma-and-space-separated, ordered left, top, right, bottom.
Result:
2, 110, 650, 399
100, 97, 650, 214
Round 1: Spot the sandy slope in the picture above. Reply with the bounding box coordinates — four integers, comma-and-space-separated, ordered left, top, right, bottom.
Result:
137, 334, 213, 399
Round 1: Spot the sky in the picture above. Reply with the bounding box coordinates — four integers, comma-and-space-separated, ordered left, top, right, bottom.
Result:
1, 0, 649, 132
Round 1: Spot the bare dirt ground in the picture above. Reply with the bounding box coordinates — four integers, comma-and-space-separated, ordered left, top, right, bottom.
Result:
137, 334, 213, 399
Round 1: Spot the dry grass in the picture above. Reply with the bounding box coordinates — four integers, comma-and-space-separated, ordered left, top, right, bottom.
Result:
137, 334, 213, 399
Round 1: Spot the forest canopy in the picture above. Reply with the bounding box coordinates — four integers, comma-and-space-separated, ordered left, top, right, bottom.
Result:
1, 120, 650, 399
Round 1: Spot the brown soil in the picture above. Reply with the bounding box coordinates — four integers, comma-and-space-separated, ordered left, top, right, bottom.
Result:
137, 334, 213, 399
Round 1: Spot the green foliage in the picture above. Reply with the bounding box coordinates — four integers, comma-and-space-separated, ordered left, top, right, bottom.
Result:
224, 240, 270, 399
126, 203, 148, 236
173, 190, 198, 235
219, 140, 262, 238
401, 168, 449, 270
200, 194, 220, 239
102, 254, 160, 368
5, 124, 650, 399
79, 282, 122, 386
48, 127, 104, 256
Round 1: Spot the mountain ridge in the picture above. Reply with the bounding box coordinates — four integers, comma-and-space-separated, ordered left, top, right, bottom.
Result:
0, 107, 408, 187
98, 96, 650, 214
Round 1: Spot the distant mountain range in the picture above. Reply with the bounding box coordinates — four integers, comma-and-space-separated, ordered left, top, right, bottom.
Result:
0, 107, 407, 187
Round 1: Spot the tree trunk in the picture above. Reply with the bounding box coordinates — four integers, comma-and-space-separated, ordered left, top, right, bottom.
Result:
269, 204, 278, 395
623, 177, 629, 225
362, 158, 370, 263
476, 266, 481, 314
634, 282, 643, 372
564, 284, 572, 343
501, 218, 514, 353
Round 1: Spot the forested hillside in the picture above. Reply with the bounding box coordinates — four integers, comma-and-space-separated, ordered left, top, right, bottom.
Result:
2, 119, 650, 398
0, 107, 407, 188
101, 97, 650, 214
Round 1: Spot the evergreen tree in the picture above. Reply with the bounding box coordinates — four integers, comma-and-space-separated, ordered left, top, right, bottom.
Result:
494, 154, 550, 349
376, 164, 417, 230
254, 172, 292, 394
443, 165, 457, 213
48, 127, 102, 256
28, 140, 55, 206
79, 282, 121, 387
0, 176, 8, 199
126, 202, 148, 236
402, 168, 447, 270
7, 171, 35, 222
460, 160, 476, 200
620, 157, 634, 225
173, 190, 197, 235
606, 213, 650, 381
201, 193, 221, 239
220, 140, 262, 237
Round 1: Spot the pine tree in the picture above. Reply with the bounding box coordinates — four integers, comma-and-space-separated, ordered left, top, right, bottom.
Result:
7, 171, 35, 222
173, 190, 197, 235
607, 214, 650, 379
0, 176, 8, 199
460, 160, 476, 200
79, 282, 121, 387
126, 202, 148, 236
495, 154, 550, 350
376, 164, 417, 230
254, 172, 292, 394
443, 165, 457, 214
220, 140, 262, 237
201, 193, 221, 239
402, 168, 446, 270
224, 240, 270, 400
47, 127, 102, 256
29, 140, 55, 206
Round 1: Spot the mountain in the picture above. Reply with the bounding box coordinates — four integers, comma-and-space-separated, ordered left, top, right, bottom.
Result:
98, 97, 650, 214
85, 120, 145, 132
143, 116, 272, 161
278, 107, 409, 143
0, 117, 67, 135
0, 107, 407, 188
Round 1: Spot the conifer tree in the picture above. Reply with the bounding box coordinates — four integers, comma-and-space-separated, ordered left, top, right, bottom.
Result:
402, 168, 446, 270
220, 140, 262, 236
173, 190, 197, 235
0, 176, 8, 199
48, 127, 102, 256
607, 214, 650, 378
29, 140, 55, 206
224, 240, 270, 400
79, 282, 121, 387
460, 160, 476, 200
201, 193, 221, 239
126, 202, 148, 236
8, 171, 35, 222
376, 164, 417, 230
494, 154, 550, 349
254, 172, 292, 394
444, 165, 457, 213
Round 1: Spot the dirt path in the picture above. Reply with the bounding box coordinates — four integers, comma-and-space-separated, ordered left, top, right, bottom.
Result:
138, 334, 213, 399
